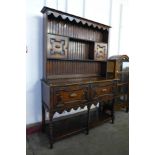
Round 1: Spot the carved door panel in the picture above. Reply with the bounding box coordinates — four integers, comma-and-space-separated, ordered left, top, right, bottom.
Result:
94, 42, 108, 61
47, 34, 68, 59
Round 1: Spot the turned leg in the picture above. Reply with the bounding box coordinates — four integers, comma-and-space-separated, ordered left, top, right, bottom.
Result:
42, 103, 45, 132
86, 104, 90, 135
98, 102, 101, 113
126, 88, 129, 112
49, 112, 54, 149
98, 102, 104, 120
111, 99, 115, 124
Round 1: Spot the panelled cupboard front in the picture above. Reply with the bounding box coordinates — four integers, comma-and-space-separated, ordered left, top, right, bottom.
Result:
41, 7, 116, 148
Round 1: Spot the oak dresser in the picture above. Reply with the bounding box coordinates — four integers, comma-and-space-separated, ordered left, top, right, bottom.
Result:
41, 6, 117, 148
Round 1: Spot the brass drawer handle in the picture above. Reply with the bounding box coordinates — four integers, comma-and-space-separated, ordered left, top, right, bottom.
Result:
102, 88, 107, 92
69, 93, 77, 97
55, 45, 60, 49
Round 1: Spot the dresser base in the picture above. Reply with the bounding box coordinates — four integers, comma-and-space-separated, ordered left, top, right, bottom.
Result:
44, 107, 113, 143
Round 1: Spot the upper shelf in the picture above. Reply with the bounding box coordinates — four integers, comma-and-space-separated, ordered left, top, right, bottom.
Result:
41, 6, 111, 31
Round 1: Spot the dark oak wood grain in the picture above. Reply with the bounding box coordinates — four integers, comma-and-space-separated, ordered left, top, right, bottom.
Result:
41, 6, 117, 148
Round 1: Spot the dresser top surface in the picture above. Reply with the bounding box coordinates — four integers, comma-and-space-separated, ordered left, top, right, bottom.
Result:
42, 77, 118, 87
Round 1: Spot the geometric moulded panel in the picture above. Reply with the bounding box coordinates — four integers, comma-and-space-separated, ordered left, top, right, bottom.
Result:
94, 42, 108, 61
47, 34, 68, 59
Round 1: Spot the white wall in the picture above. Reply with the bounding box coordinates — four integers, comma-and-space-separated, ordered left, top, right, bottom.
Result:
26, 0, 45, 124
109, 0, 129, 56
85, 0, 111, 25
26, 0, 128, 124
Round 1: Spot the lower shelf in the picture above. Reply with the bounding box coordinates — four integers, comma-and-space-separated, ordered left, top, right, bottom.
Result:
45, 108, 112, 141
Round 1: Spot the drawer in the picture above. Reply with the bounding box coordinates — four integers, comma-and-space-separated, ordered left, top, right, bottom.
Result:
54, 85, 89, 109
97, 94, 114, 102
95, 86, 112, 96
91, 82, 113, 100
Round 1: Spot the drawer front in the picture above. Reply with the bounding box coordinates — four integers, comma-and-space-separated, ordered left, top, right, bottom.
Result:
95, 86, 112, 96
91, 82, 113, 100
54, 85, 89, 109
